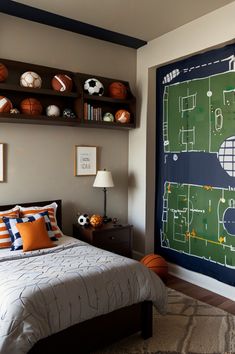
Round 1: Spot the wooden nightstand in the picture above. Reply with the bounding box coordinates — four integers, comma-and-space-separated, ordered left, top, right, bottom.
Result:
73, 223, 133, 258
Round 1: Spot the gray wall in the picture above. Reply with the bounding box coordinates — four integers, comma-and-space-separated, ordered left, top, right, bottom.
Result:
0, 14, 136, 235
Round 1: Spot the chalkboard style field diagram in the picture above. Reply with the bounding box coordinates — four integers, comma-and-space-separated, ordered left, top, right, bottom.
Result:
156, 43, 235, 285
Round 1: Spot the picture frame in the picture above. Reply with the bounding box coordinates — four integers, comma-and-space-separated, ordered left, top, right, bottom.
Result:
74, 145, 97, 176
0, 143, 4, 182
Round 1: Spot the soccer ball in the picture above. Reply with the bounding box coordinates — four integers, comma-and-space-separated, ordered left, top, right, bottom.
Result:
84, 78, 104, 96
103, 112, 114, 122
62, 108, 76, 118
78, 213, 90, 227
20, 71, 42, 88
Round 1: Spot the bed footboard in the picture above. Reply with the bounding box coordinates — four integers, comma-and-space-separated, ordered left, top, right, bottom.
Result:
29, 301, 152, 354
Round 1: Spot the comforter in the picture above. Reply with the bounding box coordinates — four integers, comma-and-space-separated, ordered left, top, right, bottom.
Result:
0, 236, 167, 354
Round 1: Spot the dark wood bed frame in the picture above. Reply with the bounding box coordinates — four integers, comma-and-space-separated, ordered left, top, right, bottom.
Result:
0, 200, 153, 354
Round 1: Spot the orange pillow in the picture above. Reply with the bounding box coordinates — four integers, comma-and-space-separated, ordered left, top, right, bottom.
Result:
16, 217, 55, 252
20, 206, 62, 238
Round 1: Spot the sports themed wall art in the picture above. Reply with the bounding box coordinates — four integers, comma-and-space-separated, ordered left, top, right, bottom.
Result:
155, 43, 235, 285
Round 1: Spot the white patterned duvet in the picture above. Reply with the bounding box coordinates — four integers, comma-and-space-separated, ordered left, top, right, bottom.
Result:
0, 235, 167, 354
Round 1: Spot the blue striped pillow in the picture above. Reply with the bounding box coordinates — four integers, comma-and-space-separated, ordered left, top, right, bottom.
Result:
3, 211, 57, 251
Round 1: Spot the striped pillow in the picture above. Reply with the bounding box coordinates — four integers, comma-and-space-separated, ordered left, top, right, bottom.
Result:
0, 207, 20, 248
3, 211, 55, 251
18, 202, 63, 238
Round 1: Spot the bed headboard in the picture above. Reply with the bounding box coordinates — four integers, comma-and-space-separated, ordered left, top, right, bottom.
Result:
0, 200, 62, 229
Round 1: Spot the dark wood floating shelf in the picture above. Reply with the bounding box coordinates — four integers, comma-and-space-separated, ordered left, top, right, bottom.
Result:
0, 115, 135, 130
83, 94, 134, 105
0, 83, 78, 98
0, 58, 136, 130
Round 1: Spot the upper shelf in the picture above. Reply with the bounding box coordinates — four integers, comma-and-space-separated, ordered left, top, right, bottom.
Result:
0, 58, 136, 130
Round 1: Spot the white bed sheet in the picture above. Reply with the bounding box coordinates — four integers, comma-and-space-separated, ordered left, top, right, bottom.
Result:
0, 235, 167, 354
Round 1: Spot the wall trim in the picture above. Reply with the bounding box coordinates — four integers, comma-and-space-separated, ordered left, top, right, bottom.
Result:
0, 0, 147, 49
169, 262, 235, 301
132, 249, 144, 260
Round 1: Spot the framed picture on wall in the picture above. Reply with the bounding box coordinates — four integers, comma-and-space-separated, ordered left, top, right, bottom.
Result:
74, 145, 97, 176
0, 143, 4, 182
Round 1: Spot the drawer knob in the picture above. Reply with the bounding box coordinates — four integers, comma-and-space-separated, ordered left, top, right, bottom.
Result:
109, 236, 115, 240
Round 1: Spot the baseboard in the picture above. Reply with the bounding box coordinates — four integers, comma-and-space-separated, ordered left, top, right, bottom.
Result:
169, 263, 235, 301
132, 250, 144, 261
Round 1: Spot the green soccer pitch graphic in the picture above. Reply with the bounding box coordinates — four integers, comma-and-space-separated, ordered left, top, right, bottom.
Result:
161, 182, 235, 267
163, 71, 235, 154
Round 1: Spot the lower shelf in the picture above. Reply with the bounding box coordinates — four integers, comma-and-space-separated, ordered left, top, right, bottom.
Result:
0, 114, 135, 129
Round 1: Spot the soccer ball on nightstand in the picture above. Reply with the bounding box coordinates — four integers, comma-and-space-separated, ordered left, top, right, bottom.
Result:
78, 213, 90, 227
84, 78, 104, 96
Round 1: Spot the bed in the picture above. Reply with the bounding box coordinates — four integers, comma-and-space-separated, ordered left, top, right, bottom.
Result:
0, 200, 167, 354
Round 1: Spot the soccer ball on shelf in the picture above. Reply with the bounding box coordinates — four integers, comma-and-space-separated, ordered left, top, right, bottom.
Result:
103, 112, 114, 122
84, 78, 104, 96
62, 108, 76, 118
78, 213, 90, 227
20, 71, 42, 88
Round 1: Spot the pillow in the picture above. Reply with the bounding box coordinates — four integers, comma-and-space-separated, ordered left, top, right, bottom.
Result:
16, 216, 55, 252
0, 206, 20, 248
3, 211, 56, 251
18, 202, 63, 238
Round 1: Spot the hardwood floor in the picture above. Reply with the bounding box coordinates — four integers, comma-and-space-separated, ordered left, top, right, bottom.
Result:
166, 274, 235, 315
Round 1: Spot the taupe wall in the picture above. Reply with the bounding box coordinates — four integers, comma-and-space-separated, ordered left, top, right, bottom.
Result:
0, 14, 136, 235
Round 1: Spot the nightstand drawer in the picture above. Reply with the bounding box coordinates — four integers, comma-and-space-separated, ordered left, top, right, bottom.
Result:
93, 229, 131, 255
73, 223, 133, 257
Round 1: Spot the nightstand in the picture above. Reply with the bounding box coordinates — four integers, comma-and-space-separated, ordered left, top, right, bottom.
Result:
73, 223, 133, 258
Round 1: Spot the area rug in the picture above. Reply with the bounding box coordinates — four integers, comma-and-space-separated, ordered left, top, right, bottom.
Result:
93, 288, 235, 354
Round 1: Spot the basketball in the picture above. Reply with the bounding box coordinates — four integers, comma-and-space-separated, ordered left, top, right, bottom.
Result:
0, 63, 8, 82
140, 254, 168, 282
51, 74, 73, 92
90, 214, 103, 228
109, 81, 127, 99
115, 109, 130, 124
0, 96, 13, 113
20, 98, 43, 115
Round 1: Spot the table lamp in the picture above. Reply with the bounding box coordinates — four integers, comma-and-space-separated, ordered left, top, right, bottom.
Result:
93, 169, 114, 223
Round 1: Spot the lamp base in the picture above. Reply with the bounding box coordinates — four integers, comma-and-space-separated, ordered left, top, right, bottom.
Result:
103, 216, 112, 224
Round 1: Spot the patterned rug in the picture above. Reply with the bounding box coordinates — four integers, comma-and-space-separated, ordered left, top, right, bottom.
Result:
94, 288, 235, 354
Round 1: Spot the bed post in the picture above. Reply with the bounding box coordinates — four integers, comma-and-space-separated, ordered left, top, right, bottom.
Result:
141, 301, 153, 339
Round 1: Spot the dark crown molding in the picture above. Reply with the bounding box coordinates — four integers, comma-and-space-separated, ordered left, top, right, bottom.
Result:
0, 0, 147, 49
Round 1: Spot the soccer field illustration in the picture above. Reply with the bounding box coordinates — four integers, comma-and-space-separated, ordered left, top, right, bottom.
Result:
161, 182, 235, 267
163, 71, 235, 155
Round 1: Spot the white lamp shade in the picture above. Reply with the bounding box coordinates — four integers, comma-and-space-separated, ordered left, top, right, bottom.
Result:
93, 170, 114, 188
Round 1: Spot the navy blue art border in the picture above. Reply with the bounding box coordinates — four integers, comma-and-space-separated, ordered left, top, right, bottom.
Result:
155, 43, 235, 286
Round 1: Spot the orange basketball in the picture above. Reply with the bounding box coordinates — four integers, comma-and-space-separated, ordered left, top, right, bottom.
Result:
20, 98, 43, 115
0, 63, 8, 82
140, 254, 168, 282
109, 81, 127, 99
90, 214, 103, 228
115, 109, 130, 124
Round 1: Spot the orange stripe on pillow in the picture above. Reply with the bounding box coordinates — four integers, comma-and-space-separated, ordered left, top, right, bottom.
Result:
20, 208, 62, 238
0, 211, 19, 248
